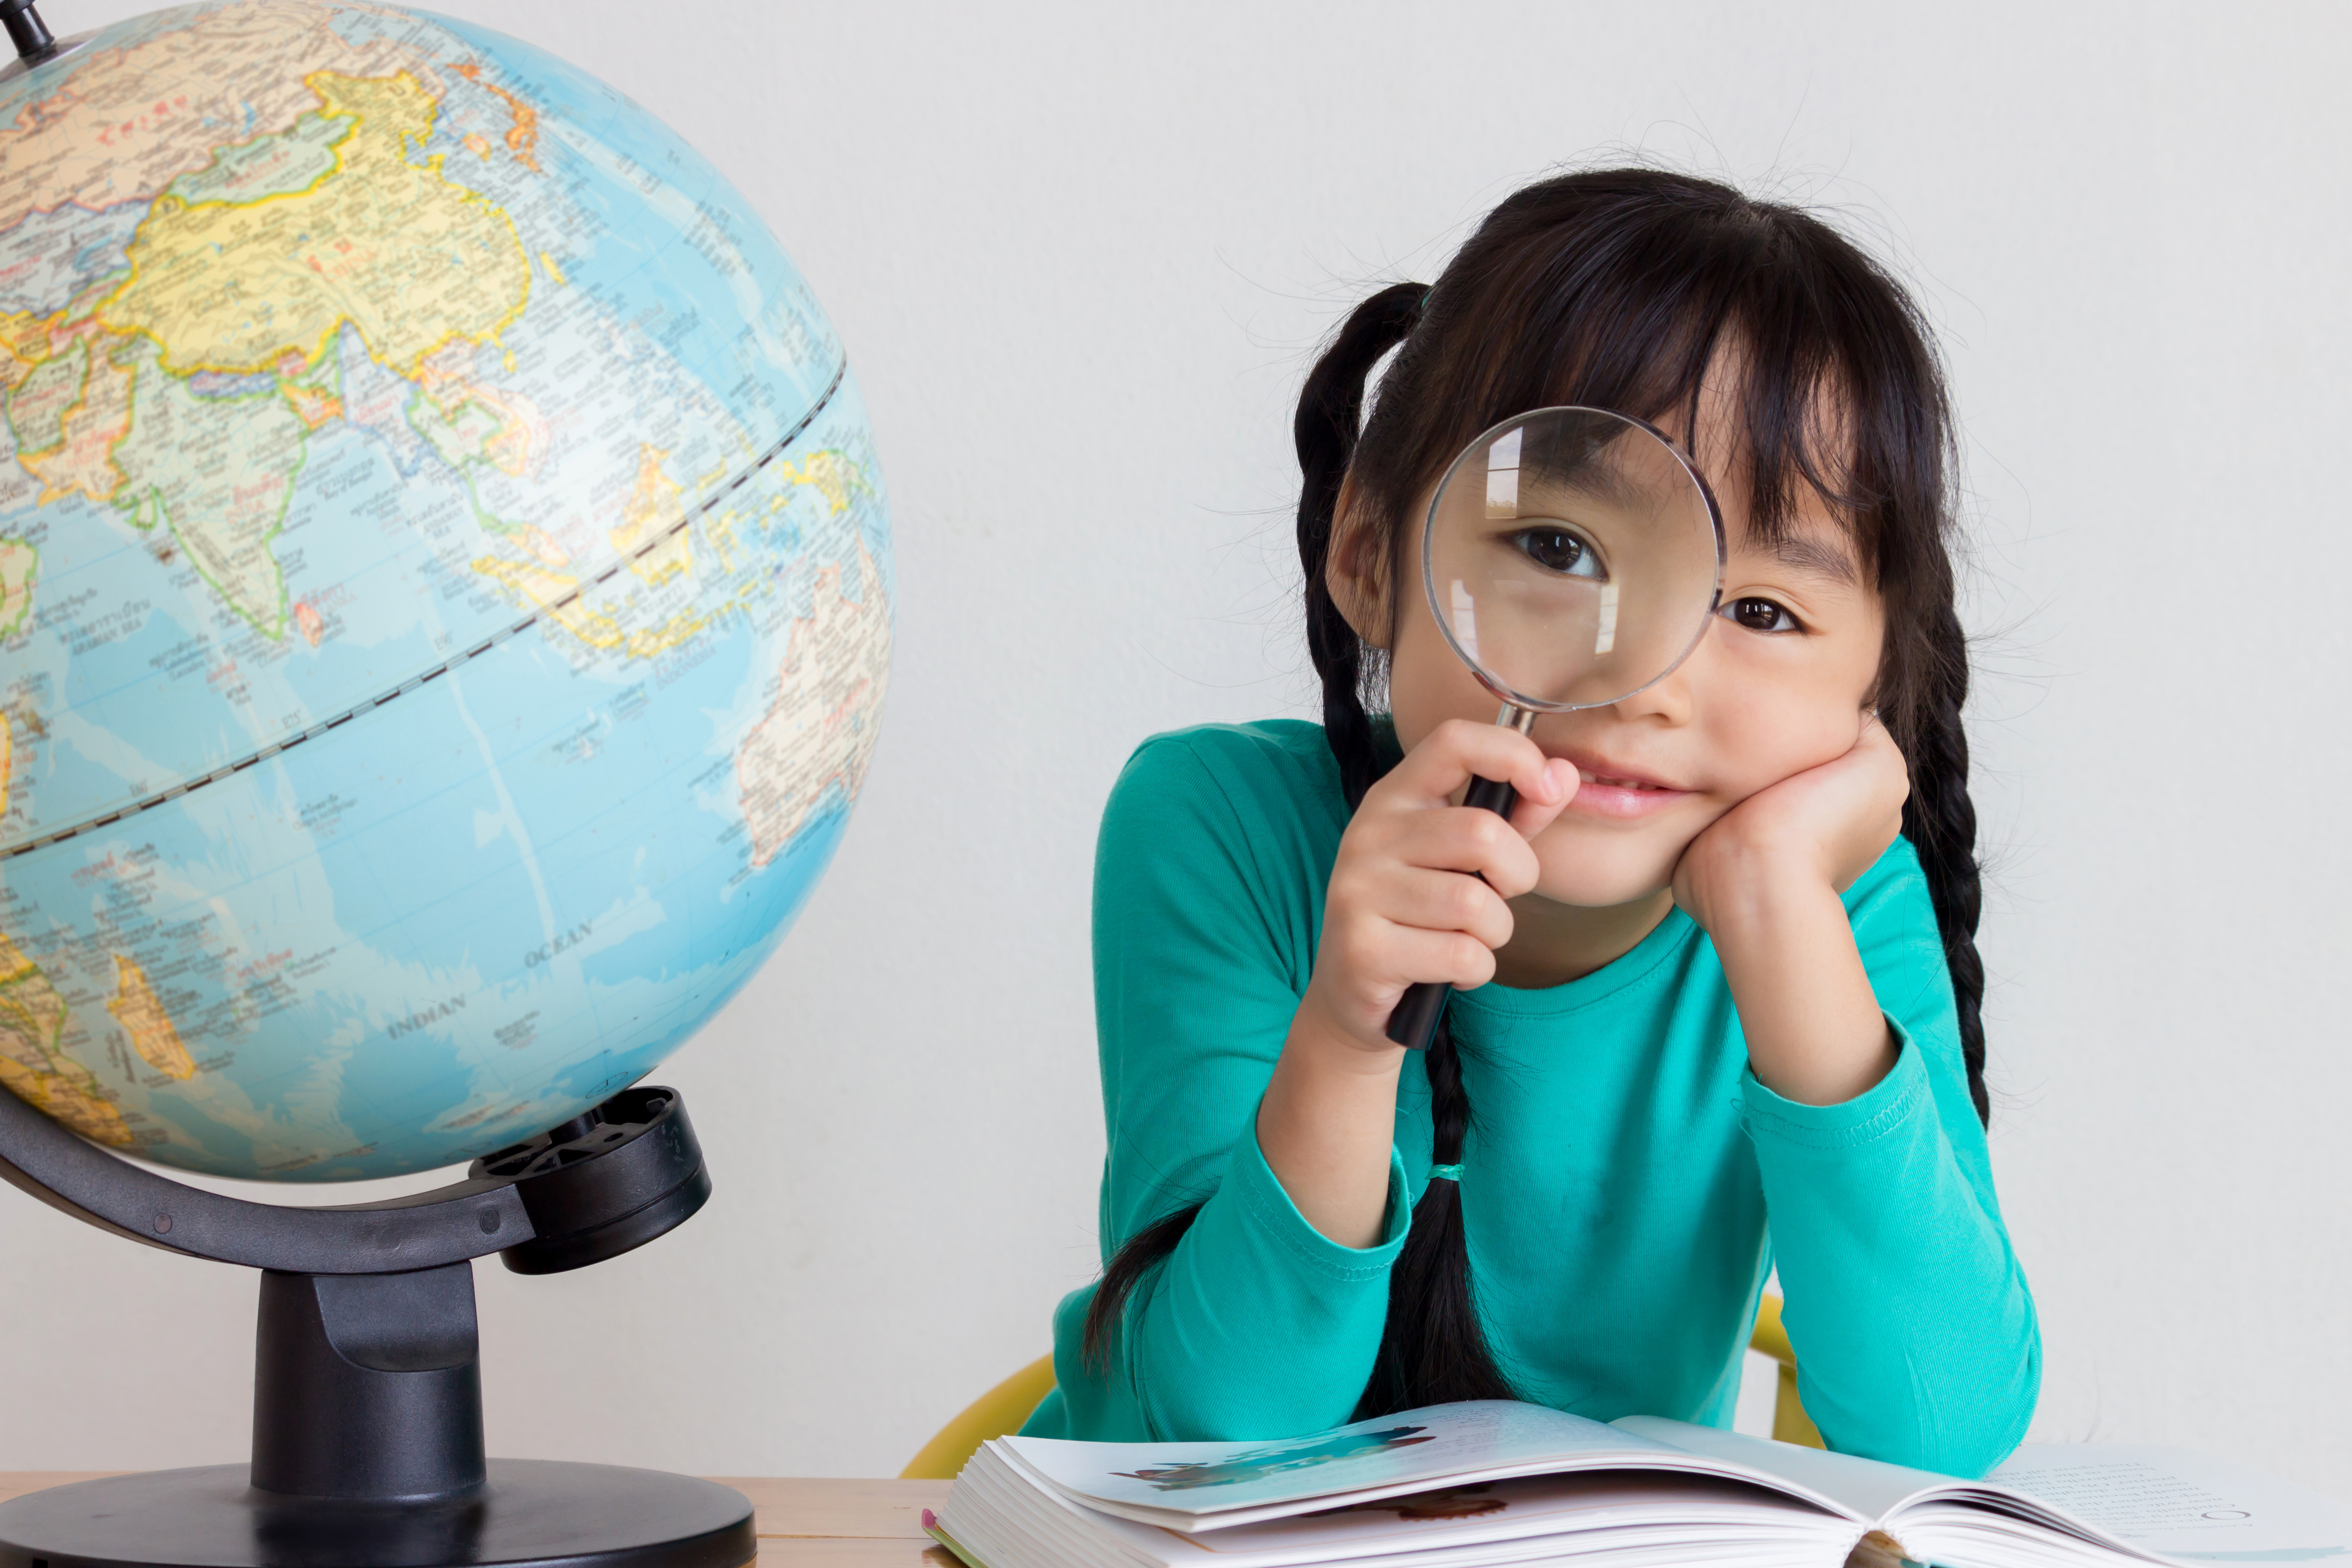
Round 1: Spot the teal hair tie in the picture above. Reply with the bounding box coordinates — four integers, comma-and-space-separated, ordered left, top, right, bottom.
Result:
1428, 1163, 1463, 1182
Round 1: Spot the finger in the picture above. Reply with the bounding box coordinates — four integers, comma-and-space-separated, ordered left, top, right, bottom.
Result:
1509, 757, 1580, 839
1375, 922, 1498, 995
1384, 803, 1544, 897
1386, 718, 1567, 813
1371, 864, 1517, 952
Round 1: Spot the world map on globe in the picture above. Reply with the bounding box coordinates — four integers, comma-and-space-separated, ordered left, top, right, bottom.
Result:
0, 0, 892, 1180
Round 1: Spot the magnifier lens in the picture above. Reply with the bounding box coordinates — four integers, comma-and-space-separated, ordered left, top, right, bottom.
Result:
1423, 408, 1722, 712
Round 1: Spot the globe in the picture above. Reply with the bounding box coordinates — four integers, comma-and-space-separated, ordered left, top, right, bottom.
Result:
0, 0, 892, 1180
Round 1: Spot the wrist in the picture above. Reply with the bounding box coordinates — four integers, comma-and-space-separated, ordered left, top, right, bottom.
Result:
1290, 984, 1411, 1078
1685, 839, 1841, 940
1263, 990, 1407, 1250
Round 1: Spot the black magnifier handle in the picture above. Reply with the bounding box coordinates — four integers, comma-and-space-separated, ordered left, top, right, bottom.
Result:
1383, 704, 1539, 1051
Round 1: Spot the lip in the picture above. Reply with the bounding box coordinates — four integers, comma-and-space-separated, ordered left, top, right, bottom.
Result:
1553, 751, 1693, 821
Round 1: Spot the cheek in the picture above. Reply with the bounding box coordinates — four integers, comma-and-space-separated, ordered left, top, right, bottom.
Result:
1706, 671, 1867, 801
1387, 609, 1501, 751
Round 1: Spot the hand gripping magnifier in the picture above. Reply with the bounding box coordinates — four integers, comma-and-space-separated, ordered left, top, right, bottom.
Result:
1384, 407, 1726, 1050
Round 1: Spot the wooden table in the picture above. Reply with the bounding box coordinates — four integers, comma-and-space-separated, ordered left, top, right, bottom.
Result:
0, 1473, 960, 1565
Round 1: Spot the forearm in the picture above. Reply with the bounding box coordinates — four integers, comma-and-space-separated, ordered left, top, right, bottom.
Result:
1703, 863, 1897, 1105
1257, 996, 1405, 1249
1745, 1041, 2040, 1474
1716, 836, 2039, 1473
1118, 1108, 1410, 1441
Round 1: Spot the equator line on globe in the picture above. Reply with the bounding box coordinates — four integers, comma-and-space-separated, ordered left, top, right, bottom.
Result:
4, 359, 850, 862
0, 0, 893, 1181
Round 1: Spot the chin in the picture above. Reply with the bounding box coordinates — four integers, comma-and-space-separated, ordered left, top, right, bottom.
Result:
1528, 821, 1694, 910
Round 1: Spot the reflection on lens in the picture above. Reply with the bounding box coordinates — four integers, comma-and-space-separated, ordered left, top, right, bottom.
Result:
1422, 407, 1722, 711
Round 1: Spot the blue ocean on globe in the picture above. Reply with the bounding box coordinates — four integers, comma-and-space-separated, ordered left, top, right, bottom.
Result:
0, 0, 892, 1179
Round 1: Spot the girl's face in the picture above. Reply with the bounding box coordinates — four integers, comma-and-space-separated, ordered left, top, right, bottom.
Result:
1351, 415, 1888, 911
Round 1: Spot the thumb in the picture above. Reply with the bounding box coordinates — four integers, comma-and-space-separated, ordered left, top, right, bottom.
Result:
1507, 757, 1579, 839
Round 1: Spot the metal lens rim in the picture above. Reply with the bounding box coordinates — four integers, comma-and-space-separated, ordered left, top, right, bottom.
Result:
1417, 405, 1728, 714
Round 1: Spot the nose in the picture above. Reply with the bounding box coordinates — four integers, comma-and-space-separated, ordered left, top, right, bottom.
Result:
1608, 627, 1706, 726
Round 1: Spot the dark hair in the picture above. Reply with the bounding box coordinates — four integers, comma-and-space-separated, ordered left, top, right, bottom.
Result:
1083, 168, 1987, 1419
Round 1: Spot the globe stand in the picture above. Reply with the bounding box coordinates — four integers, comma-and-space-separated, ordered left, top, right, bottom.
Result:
0, 1084, 757, 1568
0, 0, 77, 78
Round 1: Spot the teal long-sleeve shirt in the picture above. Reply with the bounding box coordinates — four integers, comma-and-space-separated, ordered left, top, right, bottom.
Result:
1023, 720, 2038, 1477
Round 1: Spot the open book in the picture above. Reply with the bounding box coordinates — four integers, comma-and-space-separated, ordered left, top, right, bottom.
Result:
929, 1401, 2352, 1568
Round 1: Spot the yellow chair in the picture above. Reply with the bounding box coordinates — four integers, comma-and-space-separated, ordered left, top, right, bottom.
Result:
1747, 1291, 1824, 1449
901, 1294, 1821, 1479
903, 1351, 1060, 1480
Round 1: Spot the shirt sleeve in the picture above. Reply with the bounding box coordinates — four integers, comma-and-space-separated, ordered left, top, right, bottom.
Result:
1044, 732, 1407, 1442
1739, 839, 2041, 1477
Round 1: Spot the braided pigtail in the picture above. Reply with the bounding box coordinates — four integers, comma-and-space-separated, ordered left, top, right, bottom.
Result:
1898, 597, 1990, 1125
1353, 1016, 1517, 1416
1080, 283, 1429, 1371
1297, 281, 1429, 808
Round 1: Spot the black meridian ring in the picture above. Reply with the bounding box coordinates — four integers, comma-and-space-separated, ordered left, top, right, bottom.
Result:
0, 1078, 707, 1275
0, 358, 849, 863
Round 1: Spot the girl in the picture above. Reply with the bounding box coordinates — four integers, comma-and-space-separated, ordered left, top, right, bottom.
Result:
1021, 168, 2039, 1477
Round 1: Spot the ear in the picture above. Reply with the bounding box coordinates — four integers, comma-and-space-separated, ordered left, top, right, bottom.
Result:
1323, 476, 1394, 651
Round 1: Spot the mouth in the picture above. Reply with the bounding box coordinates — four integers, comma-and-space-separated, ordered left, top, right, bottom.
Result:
1559, 756, 1692, 820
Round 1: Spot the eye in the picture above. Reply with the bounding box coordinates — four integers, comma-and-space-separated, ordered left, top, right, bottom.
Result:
1510, 525, 1605, 580
1721, 596, 1803, 634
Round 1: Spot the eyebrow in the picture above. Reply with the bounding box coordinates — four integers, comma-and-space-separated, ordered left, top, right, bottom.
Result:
1518, 461, 1644, 514
1763, 533, 1860, 586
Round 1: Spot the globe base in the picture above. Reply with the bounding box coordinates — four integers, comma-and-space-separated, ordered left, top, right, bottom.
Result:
0, 1460, 755, 1568
0, 1086, 747, 1568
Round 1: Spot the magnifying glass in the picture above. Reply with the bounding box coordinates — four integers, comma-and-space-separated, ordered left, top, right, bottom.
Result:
1385, 407, 1726, 1050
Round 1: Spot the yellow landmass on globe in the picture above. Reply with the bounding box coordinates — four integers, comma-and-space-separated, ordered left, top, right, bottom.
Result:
0, 933, 133, 1148
0, 535, 34, 640
772, 450, 874, 518
100, 70, 531, 379
471, 553, 707, 661
612, 443, 693, 584
706, 509, 742, 573
0, 0, 443, 233
735, 543, 892, 868
0, 311, 39, 392
7, 334, 83, 457
21, 332, 137, 504
107, 956, 197, 1081
472, 556, 620, 649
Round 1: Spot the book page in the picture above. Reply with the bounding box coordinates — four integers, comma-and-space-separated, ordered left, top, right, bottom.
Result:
1990, 1445, 2352, 1561
1137, 1471, 1852, 1565
1611, 1414, 1962, 1523
1001, 1401, 1683, 1521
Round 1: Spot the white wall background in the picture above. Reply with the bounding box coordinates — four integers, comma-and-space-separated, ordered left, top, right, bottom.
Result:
4, 0, 2349, 1493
